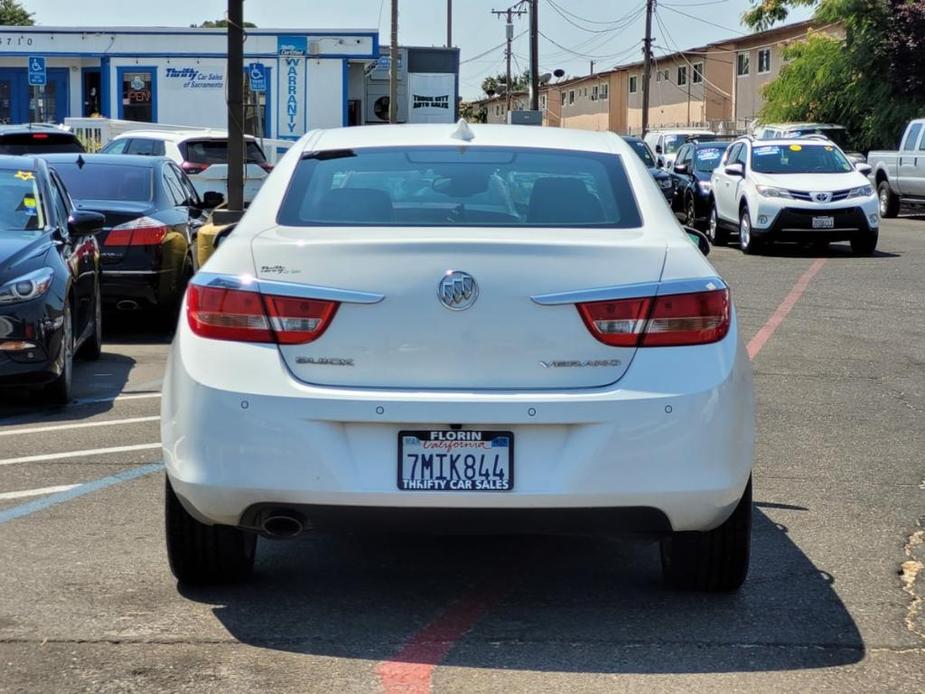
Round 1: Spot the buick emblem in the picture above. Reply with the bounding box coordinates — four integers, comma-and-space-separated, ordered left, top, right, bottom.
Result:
814, 192, 832, 203
438, 270, 478, 311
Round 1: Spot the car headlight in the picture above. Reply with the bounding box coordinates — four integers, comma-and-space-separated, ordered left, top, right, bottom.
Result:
0, 268, 54, 305
658, 177, 673, 189
698, 181, 712, 193
847, 184, 874, 198
755, 185, 793, 199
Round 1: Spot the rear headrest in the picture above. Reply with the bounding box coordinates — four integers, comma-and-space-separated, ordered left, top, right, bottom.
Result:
527, 177, 605, 225
319, 187, 393, 223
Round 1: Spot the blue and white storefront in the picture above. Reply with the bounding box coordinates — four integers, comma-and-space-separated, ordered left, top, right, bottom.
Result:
0, 26, 381, 138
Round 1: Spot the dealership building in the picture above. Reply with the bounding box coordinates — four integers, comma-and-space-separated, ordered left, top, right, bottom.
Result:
0, 26, 460, 138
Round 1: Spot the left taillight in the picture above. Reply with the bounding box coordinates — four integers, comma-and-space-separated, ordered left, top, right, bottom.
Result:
104, 217, 168, 246
186, 285, 338, 345
577, 288, 730, 348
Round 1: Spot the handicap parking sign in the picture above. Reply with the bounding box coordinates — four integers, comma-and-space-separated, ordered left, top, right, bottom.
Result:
28, 56, 46, 86
248, 63, 266, 93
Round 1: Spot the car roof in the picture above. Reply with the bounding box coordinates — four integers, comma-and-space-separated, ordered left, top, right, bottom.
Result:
0, 154, 40, 168
112, 129, 256, 143
0, 123, 75, 136
39, 153, 169, 167
647, 128, 715, 135
305, 123, 625, 154
740, 137, 837, 147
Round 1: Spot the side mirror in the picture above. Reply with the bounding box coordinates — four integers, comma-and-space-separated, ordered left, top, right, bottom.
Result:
657, 157, 665, 168
855, 162, 872, 176
212, 224, 237, 249
202, 191, 225, 209
673, 163, 689, 174
724, 163, 744, 177
685, 227, 710, 256
67, 209, 105, 236
655, 144, 663, 154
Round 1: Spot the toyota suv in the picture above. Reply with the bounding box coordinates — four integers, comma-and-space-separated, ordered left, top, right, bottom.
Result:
709, 137, 879, 255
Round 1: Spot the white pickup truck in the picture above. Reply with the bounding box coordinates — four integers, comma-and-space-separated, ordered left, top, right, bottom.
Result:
867, 118, 925, 217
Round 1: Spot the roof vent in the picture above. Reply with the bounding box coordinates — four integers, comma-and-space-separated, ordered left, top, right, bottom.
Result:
450, 118, 475, 142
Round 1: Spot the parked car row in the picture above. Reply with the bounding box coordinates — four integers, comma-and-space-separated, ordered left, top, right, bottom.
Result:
0, 125, 236, 404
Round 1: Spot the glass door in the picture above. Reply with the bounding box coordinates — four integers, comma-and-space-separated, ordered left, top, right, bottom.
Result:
0, 69, 27, 124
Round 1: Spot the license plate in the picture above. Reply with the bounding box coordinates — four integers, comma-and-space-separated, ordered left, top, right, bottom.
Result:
398, 430, 513, 492
812, 216, 835, 229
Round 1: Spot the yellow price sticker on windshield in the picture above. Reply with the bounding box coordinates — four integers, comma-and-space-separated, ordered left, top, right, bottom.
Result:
789, 144, 802, 152
825, 146, 833, 151
14, 170, 34, 181
22, 195, 36, 208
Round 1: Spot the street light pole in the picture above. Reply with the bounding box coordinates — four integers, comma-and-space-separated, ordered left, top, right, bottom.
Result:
226, 0, 245, 213
642, 0, 654, 136
389, 0, 399, 123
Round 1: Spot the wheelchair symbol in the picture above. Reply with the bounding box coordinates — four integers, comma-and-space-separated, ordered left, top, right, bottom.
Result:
30, 58, 42, 72
250, 66, 263, 81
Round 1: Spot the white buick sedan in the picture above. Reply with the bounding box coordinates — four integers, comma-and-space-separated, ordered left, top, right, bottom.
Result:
162, 122, 755, 591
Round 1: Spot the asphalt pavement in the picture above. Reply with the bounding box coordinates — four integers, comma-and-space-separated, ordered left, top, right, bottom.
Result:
1, 218, 923, 693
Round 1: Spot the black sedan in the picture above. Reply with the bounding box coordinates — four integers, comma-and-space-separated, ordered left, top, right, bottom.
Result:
622, 136, 674, 203
668, 141, 730, 234
42, 154, 220, 316
0, 156, 105, 404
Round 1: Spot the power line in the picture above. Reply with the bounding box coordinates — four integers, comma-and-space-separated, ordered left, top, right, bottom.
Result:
544, 0, 644, 34
658, 3, 747, 36
539, 29, 640, 61
544, 0, 646, 27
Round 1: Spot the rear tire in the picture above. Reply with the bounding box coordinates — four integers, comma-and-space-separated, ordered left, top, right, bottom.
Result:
44, 303, 73, 406
850, 231, 879, 256
877, 181, 899, 218
77, 281, 102, 361
706, 202, 728, 246
165, 476, 257, 585
660, 477, 752, 591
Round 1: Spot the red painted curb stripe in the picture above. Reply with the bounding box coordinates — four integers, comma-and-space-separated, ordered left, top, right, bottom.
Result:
376, 257, 826, 692
376, 584, 508, 694
747, 258, 826, 360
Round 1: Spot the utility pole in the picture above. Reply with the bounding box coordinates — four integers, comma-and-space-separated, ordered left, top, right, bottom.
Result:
492, 4, 527, 116
528, 0, 539, 111
389, 0, 399, 123
226, 0, 245, 214
641, 0, 655, 136
590, 60, 595, 75
446, 0, 453, 47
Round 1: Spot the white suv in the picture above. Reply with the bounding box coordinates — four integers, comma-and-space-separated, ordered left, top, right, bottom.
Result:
709, 137, 879, 255
101, 130, 272, 204
643, 128, 716, 170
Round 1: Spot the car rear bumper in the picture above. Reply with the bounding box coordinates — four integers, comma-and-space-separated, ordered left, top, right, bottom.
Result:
163, 310, 755, 535
101, 269, 178, 308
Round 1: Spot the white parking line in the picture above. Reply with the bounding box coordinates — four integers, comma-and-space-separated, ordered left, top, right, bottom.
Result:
0, 484, 80, 501
0, 416, 160, 437
0, 443, 161, 467
76, 392, 162, 405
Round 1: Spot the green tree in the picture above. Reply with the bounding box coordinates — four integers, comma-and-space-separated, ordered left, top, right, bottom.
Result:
748, 0, 925, 150
0, 0, 34, 25
194, 19, 257, 28
480, 70, 530, 97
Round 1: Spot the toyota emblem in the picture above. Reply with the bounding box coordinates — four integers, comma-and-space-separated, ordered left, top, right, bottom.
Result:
814, 192, 832, 203
438, 271, 478, 311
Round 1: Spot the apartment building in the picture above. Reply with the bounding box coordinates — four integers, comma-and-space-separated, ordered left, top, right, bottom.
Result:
464, 19, 842, 135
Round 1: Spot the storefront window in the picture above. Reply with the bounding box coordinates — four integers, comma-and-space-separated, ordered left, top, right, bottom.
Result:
29, 83, 56, 123
121, 70, 154, 122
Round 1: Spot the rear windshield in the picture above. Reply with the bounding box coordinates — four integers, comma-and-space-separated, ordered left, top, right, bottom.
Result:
751, 144, 853, 174
52, 163, 154, 201
0, 168, 45, 233
277, 146, 642, 228
627, 140, 655, 167
182, 139, 267, 165
0, 133, 84, 155
694, 146, 726, 172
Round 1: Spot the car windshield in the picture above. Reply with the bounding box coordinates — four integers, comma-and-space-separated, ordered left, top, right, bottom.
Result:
0, 168, 46, 233
694, 146, 726, 172
0, 133, 83, 155
627, 140, 655, 167
750, 144, 854, 174
182, 140, 267, 165
789, 128, 850, 150
278, 146, 642, 228
52, 163, 154, 201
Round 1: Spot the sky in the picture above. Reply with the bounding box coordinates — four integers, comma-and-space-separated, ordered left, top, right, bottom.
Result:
23, 0, 815, 99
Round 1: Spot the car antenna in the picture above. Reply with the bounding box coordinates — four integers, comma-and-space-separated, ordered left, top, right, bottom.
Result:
449, 118, 475, 142
76, 154, 86, 169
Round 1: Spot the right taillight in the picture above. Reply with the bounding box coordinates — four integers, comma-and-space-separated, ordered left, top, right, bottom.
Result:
577, 288, 730, 348
187, 285, 338, 344
104, 217, 168, 246
182, 161, 210, 175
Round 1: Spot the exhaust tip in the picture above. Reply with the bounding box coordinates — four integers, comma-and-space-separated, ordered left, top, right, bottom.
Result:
116, 300, 140, 311
261, 514, 304, 538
